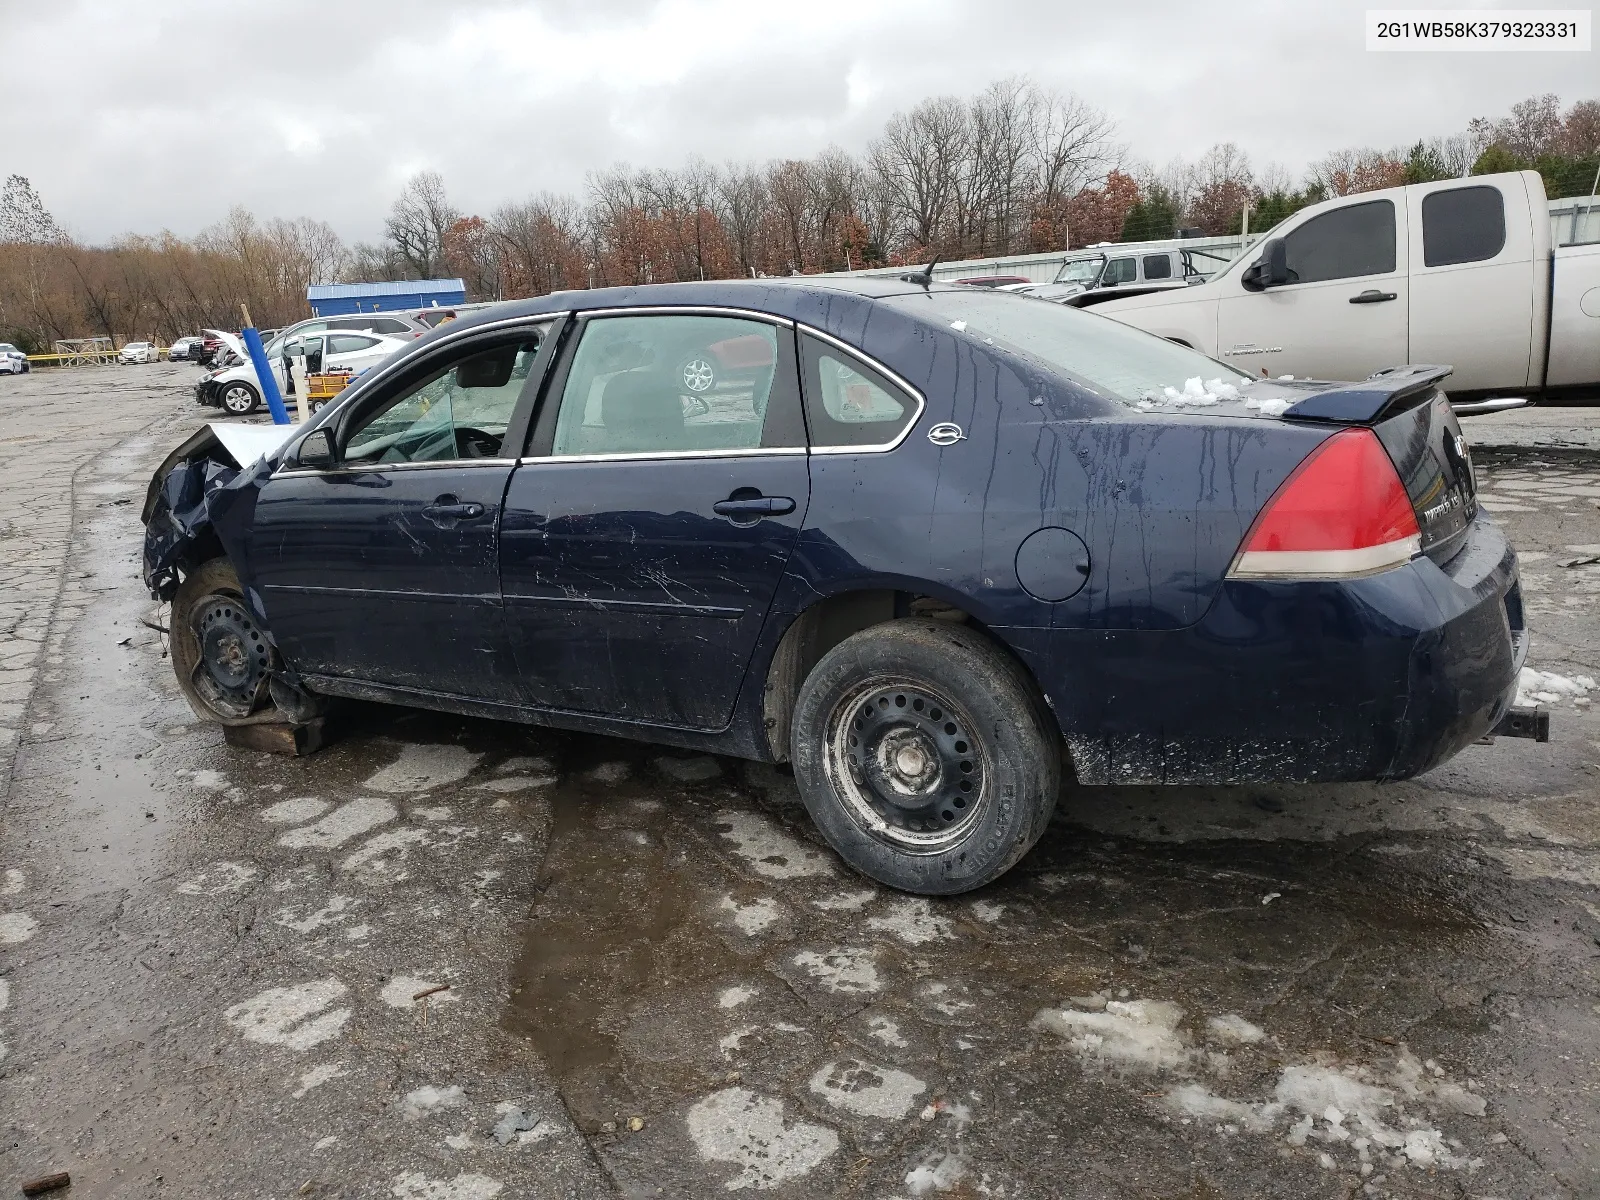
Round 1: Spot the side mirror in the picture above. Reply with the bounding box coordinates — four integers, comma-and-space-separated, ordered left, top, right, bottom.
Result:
1242, 238, 1289, 291
295, 428, 336, 469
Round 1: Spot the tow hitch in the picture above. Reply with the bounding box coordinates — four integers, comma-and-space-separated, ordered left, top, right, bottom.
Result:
1482, 705, 1550, 744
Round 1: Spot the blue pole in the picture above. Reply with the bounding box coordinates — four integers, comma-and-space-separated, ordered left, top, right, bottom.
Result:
241, 326, 291, 425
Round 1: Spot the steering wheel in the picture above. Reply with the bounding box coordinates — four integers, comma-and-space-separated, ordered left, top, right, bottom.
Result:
454, 427, 502, 459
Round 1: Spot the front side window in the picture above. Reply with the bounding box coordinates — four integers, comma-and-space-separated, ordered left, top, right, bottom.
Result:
1422, 186, 1506, 267
343, 335, 542, 465
1103, 257, 1137, 285
1282, 199, 1395, 284
886, 289, 1248, 405
1143, 254, 1173, 279
549, 314, 799, 457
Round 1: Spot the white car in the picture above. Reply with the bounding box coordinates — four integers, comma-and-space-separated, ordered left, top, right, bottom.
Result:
0, 343, 28, 375
119, 341, 160, 364
200, 329, 409, 415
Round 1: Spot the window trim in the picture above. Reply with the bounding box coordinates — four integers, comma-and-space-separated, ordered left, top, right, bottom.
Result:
274, 314, 565, 477
797, 324, 927, 456
520, 306, 811, 465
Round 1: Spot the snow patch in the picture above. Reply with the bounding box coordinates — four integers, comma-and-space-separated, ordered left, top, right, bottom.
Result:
715, 811, 832, 879
223, 978, 350, 1050
277, 894, 359, 934
969, 900, 1005, 923
474, 775, 556, 793
278, 797, 397, 850
1031, 999, 1190, 1071
1515, 667, 1596, 708
0, 912, 39, 944
868, 1015, 909, 1048
1245, 396, 1292, 417
402, 1084, 468, 1121
812, 888, 875, 912
719, 984, 758, 1009
260, 797, 331, 824
686, 1087, 839, 1189
867, 898, 956, 946
341, 826, 431, 872
1208, 1014, 1267, 1045
720, 895, 781, 935
792, 947, 880, 994
292, 1062, 346, 1098
365, 744, 482, 794
808, 1059, 927, 1119
905, 1153, 969, 1195
3, 868, 27, 894
176, 861, 257, 895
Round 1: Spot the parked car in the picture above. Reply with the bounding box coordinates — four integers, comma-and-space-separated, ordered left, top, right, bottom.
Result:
1093, 170, 1600, 402
196, 335, 225, 367
0, 343, 29, 374
195, 329, 409, 414
168, 337, 207, 362
119, 341, 160, 364
142, 278, 1536, 895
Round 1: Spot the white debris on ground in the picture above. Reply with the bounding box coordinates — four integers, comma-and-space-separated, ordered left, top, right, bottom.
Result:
1034, 996, 1488, 1175
719, 895, 781, 936
714, 811, 832, 879
685, 1087, 840, 1189
223, 978, 351, 1050
865, 898, 956, 945
807, 1059, 927, 1119
364, 744, 483, 794
904, 1152, 970, 1195
389, 1170, 503, 1199
791, 947, 881, 994
1514, 667, 1596, 708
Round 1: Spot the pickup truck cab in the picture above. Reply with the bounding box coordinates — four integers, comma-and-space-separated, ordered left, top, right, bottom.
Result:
1094, 171, 1600, 401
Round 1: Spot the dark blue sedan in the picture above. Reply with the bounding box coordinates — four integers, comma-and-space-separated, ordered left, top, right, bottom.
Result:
142, 278, 1529, 894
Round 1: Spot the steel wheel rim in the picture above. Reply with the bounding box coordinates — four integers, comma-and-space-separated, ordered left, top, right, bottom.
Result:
681, 358, 715, 393
823, 675, 989, 853
222, 386, 254, 412
187, 592, 271, 717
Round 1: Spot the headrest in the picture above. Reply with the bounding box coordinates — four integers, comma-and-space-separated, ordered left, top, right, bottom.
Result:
601, 370, 685, 438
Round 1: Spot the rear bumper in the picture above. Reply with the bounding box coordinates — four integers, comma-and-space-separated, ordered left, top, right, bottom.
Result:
1004, 513, 1524, 785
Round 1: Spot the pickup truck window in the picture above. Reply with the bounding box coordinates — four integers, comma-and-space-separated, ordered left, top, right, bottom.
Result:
1143, 255, 1173, 279
1422, 186, 1506, 267
1284, 199, 1395, 283
1104, 257, 1137, 285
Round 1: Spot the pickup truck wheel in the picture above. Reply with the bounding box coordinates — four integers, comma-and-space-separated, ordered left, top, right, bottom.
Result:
791, 619, 1059, 895
170, 558, 285, 725
221, 382, 259, 415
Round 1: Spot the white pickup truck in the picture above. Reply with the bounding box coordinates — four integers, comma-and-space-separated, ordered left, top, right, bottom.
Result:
1090, 171, 1600, 404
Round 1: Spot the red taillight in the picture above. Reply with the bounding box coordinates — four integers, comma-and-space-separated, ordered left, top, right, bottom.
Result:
1229, 428, 1421, 580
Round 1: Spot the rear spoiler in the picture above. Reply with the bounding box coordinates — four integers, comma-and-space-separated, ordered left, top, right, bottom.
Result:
1284, 365, 1453, 423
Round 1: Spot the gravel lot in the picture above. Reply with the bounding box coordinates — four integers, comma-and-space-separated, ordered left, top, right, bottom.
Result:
1, 364, 1597, 1199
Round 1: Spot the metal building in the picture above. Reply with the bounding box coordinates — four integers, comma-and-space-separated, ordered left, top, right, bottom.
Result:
306, 278, 467, 317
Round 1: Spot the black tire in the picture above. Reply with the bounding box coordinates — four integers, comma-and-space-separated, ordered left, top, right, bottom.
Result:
170, 558, 285, 726
790, 619, 1059, 895
220, 381, 260, 415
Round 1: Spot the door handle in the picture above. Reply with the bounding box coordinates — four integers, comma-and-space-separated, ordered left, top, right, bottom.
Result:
712, 495, 796, 521
422, 499, 485, 522
1349, 290, 1398, 304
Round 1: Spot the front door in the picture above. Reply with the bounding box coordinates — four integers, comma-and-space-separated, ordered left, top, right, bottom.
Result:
250, 324, 554, 700
1217, 193, 1410, 381
499, 311, 811, 730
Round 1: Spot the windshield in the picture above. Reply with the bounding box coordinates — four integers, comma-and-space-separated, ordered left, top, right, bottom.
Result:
1055, 256, 1105, 284
891, 290, 1249, 404
0, 344, 18, 353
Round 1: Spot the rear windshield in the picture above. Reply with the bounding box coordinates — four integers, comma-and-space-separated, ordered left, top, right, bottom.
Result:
888, 290, 1246, 403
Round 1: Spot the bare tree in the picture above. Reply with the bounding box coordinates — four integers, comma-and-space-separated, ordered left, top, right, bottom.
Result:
869, 95, 967, 252
384, 171, 460, 279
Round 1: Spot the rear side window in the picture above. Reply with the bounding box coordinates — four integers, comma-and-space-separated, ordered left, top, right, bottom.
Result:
327, 334, 379, 354
1283, 199, 1395, 283
1422, 186, 1506, 267
363, 317, 411, 334
548, 314, 802, 457
799, 335, 920, 450
1142, 254, 1172, 279
1103, 257, 1136, 285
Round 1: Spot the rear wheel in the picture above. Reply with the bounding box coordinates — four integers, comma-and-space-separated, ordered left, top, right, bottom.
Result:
170, 558, 284, 725
221, 381, 259, 415
791, 619, 1059, 895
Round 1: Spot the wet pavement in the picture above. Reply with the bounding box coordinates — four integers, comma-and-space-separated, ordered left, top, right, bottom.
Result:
1, 367, 1598, 1199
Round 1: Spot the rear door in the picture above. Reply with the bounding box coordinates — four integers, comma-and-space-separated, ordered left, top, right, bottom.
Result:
1217, 194, 1409, 380
499, 310, 810, 729
1406, 179, 1535, 392
250, 322, 556, 699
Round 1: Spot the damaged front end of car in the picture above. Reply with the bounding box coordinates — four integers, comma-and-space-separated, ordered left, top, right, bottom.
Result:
140, 426, 271, 602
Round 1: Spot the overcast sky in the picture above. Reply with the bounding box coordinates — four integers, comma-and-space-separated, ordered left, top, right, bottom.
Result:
3, 0, 1593, 244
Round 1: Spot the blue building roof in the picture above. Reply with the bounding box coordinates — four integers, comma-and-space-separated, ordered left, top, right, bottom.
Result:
307, 278, 466, 301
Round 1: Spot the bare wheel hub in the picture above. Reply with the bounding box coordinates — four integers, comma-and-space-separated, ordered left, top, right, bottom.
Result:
828, 680, 987, 851
189, 593, 272, 718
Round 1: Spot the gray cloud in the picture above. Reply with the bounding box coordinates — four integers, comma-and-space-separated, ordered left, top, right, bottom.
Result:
3, 0, 1592, 243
